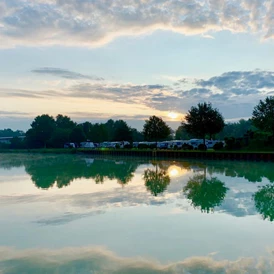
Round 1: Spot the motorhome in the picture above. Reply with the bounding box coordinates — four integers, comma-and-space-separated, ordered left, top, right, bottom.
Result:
80, 142, 96, 148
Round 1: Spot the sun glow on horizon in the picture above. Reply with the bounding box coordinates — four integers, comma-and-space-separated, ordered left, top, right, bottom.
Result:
167, 111, 179, 119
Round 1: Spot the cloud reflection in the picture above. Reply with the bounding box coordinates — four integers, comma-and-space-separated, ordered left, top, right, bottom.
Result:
0, 246, 274, 274
1, 154, 274, 222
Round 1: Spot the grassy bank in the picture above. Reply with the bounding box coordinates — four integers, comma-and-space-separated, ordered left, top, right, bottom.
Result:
1, 148, 273, 161
0, 148, 273, 154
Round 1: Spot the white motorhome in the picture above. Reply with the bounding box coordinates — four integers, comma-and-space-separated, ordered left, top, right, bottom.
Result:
80, 142, 96, 148
187, 139, 204, 149
168, 140, 189, 149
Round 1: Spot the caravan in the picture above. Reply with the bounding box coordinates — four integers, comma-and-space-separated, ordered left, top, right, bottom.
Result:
80, 142, 96, 148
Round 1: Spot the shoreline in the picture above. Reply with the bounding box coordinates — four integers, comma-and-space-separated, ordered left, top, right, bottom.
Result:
1, 148, 274, 161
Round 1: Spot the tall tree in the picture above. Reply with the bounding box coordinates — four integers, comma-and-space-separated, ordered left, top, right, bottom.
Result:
113, 120, 132, 141
143, 116, 171, 142
70, 126, 86, 145
81, 122, 92, 140
26, 114, 56, 148
216, 119, 255, 139
252, 96, 274, 137
49, 128, 71, 148
55, 114, 76, 129
131, 128, 144, 142
183, 102, 225, 145
175, 125, 193, 140
105, 119, 115, 141
89, 123, 108, 143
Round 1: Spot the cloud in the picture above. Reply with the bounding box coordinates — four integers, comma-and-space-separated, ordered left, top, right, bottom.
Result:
0, 110, 30, 117
0, 0, 273, 48
32, 67, 104, 81
0, 246, 274, 273
67, 82, 175, 110
1, 69, 274, 121
35, 210, 105, 226
0, 87, 65, 99
195, 70, 274, 91
174, 70, 274, 109
68, 111, 150, 121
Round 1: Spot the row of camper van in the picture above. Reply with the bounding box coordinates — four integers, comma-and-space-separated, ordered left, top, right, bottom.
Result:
64, 141, 130, 149
133, 139, 224, 150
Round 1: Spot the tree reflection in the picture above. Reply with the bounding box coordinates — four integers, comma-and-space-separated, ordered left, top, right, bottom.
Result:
23, 156, 139, 189
254, 184, 274, 221
143, 165, 171, 196
206, 161, 274, 183
183, 174, 228, 213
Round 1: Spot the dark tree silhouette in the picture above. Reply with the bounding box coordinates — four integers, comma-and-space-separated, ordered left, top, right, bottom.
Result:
55, 114, 76, 129
49, 128, 71, 148
143, 166, 171, 196
26, 114, 56, 148
183, 102, 225, 145
143, 116, 171, 142
254, 184, 274, 221
252, 96, 274, 137
70, 126, 86, 145
183, 174, 228, 213
113, 120, 132, 141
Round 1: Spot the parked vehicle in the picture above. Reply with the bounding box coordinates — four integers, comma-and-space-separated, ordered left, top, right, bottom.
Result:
187, 139, 204, 149
169, 140, 188, 149
80, 142, 96, 148
64, 142, 76, 148
157, 141, 169, 149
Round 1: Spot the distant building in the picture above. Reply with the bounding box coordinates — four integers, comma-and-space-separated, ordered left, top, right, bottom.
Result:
0, 136, 25, 144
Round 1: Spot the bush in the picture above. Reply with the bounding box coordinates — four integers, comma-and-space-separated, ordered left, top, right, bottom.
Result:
149, 143, 157, 149
213, 142, 223, 150
224, 137, 242, 150
138, 143, 149, 149
124, 144, 132, 149
182, 143, 193, 150
224, 137, 235, 150
198, 144, 207, 151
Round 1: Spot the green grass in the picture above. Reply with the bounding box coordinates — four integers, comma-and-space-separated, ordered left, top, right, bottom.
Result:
0, 147, 273, 155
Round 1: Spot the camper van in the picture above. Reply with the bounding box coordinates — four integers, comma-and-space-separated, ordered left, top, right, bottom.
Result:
80, 142, 96, 148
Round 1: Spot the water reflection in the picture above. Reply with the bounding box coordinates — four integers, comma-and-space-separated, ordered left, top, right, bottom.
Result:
207, 161, 274, 183
1, 246, 274, 274
2, 154, 274, 222
183, 175, 228, 213
143, 164, 171, 196
254, 184, 274, 221
23, 156, 140, 189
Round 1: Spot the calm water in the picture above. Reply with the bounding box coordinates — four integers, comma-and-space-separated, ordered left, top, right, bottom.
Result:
1, 153, 274, 273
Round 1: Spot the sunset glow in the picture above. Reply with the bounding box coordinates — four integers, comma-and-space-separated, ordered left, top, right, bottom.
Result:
0, 0, 273, 131
168, 112, 179, 120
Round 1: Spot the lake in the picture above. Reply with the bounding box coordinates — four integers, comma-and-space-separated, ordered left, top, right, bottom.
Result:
0, 153, 274, 273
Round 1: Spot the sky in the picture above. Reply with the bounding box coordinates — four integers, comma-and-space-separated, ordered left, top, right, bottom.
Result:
0, 0, 274, 131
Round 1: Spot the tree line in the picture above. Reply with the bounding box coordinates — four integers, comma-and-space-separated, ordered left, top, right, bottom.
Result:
1, 96, 274, 150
